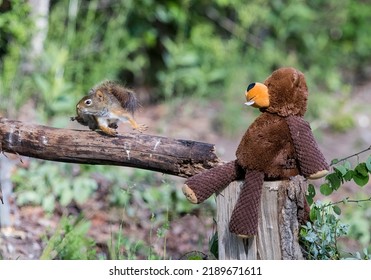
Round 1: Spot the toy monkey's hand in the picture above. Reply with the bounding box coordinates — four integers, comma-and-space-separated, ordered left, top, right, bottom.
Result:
286, 115, 329, 178
308, 170, 328, 179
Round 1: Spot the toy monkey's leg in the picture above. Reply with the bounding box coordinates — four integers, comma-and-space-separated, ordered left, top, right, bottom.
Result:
182, 160, 244, 204
229, 170, 264, 237
286, 115, 329, 179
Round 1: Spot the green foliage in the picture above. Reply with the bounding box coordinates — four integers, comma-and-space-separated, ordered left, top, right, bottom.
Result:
47, 0, 146, 89
2, 0, 370, 132
342, 199, 371, 253
108, 223, 159, 260
303, 152, 371, 260
13, 161, 97, 213
32, 45, 75, 122
306, 156, 371, 200
300, 201, 349, 260
40, 215, 96, 260
208, 232, 218, 260
0, 0, 33, 115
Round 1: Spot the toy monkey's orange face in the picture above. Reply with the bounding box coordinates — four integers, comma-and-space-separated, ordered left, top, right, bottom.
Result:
245, 82, 269, 109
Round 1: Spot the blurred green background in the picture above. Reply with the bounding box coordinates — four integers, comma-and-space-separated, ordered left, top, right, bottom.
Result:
0, 0, 370, 259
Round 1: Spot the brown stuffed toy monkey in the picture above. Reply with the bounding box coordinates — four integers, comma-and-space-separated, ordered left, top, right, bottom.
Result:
182, 67, 329, 238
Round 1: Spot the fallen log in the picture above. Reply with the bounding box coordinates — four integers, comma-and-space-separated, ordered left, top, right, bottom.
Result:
0, 118, 220, 178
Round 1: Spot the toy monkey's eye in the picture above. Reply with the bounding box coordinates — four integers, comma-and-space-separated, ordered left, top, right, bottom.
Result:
85, 99, 92, 106
246, 83, 255, 91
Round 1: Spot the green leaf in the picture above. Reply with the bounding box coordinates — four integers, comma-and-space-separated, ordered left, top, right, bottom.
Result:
330, 158, 339, 165
355, 163, 368, 176
42, 194, 56, 213
209, 232, 218, 260
308, 184, 316, 197
60, 187, 74, 206
366, 156, 371, 172
353, 173, 369, 187
344, 161, 352, 170
326, 173, 342, 190
309, 207, 319, 222
306, 184, 316, 205
320, 183, 333, 196
334, 165, 347, 176
332, 205, 341, 215
344, 170, 354, 181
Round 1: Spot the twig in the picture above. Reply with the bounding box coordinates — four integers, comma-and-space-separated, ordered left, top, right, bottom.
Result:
0, 184, 3, 204
331, 145, 371, 166
323, 196, 371, 208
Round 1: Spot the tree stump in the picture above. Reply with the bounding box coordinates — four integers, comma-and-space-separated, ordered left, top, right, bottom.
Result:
216, 176, 307, 260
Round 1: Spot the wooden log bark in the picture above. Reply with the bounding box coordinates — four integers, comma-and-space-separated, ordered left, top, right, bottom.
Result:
217, 177, 306, 260
0, 118, 220, 178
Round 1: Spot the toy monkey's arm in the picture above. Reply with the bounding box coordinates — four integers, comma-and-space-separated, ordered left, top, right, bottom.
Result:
182, 160, 244, 204
286, 115, 329, 179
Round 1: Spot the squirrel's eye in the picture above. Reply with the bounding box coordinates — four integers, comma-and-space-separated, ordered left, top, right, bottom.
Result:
85, 99, 92, 106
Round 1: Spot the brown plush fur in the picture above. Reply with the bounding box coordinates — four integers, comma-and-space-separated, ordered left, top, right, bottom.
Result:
236, 113, 299, 179
236, 67, 309, 179
182, 67, 329, 237
263, 67, 307, 117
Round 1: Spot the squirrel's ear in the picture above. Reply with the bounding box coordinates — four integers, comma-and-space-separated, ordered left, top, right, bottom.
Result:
96, 90, 105, 102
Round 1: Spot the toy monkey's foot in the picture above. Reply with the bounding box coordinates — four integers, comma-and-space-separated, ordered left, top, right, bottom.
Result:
182, 184, 198, 204
308, 169, 328, 179
182, 161, 243, 204
236, 234, 254, 239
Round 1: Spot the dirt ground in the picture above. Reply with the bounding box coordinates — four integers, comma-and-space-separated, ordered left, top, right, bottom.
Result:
0, 81, 370, 260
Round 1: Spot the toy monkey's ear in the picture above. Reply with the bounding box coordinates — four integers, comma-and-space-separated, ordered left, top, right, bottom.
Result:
96, 90, 105, 102
292, 70, 300, 87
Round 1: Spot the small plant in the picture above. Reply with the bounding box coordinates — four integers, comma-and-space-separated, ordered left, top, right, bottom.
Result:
301, 148, 371, 259
40, 215, 96, 260
300, 201, 349, 259
13, 161, 97, 213
108, 223, 152, 260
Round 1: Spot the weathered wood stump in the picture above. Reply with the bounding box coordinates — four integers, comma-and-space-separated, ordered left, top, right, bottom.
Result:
217, 176, 307, 260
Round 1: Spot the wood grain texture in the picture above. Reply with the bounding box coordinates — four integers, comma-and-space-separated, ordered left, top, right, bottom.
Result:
0, 118, 220, 178
217, 178, 306, 260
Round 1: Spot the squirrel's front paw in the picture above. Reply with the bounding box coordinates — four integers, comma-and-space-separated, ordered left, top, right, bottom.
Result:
308, 170, 328, 179
106, 128, 119, 136
135, 124, 148, 133
98, 125, 118, 137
